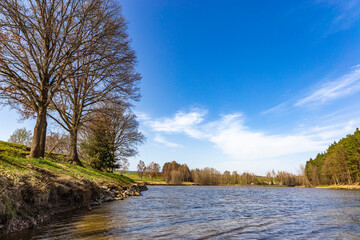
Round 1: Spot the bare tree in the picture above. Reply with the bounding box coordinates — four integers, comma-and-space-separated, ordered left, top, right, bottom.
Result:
49, 0, 140, 165
179, 164, 191, 182
8, 128, 32, 146
162, 161, 181, 183
170, 170, 182, 184
105, 103, 144, 163
232, 171, 239, 184
45, 131, 69, 154
137, 160, 146, 179
222, 170, 231, 184
240, 172, 256, 185
147, 162, 160, 180
298, 164, 310, 187
0, 0, 112, 158
119, 159, 129, 174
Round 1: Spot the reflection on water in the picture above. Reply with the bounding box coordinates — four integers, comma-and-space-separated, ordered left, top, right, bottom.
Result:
8, 186, 360, 239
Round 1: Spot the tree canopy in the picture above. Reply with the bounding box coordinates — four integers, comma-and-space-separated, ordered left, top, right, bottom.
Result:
305, 128, 360, 186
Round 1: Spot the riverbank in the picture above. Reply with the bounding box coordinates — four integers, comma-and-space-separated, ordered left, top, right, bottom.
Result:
142, 183, 289, 187
316, 185, 360, 190
0, 141, 146, 235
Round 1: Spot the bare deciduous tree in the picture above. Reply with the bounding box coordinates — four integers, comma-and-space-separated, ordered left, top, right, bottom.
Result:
0, 0, 128, 160
0, 0, 123, 159
119, 159, 129, 174
137, 160, 146, 179
49, 0, 140, 165
104, 103, 144, 162
232, 171, 239, 184
170, 170, 181, 184
147, 162, 160, 180
45, 131, 69, 154
8, 128, 32, 146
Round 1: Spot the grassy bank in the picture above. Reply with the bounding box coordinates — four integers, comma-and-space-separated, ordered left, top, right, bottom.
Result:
316, 185, 360, 190
0, 141, 133, 185
124, 172, 166, 184
123, 172, 196, 185
0, 141, 141, 234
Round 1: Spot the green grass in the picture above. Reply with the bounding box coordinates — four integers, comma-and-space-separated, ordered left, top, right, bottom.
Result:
0, 140, 134, 187
124, 172, 166, 183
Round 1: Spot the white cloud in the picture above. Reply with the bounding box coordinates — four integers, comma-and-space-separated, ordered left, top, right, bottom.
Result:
149, 109, 207, 139
206, 114, 327, 161
301, 120, 357, 141
154, 134, 182, 148
261, 103, 287, 115
140, 109, 358, 163
135, 112, 151, 121
295, 67, 360, 106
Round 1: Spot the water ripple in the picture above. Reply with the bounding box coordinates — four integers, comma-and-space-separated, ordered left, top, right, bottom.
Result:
8, 186, 360, 239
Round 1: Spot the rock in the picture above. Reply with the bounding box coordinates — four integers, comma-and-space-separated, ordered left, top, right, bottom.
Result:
138, 184, 148, 191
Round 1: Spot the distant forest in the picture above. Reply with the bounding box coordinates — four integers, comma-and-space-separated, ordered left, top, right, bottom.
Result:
137, 160, 304, 186
305, 129, 360, 186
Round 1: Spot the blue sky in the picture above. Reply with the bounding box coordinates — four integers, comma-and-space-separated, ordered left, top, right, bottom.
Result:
2, 0, 360, 175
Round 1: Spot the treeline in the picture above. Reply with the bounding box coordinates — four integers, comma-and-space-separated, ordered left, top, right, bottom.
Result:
0, 0, 144, 172
305, 128, 360, 186
137, 160, 161, 180
137, 160, 304, 186
191, 168, 302, 186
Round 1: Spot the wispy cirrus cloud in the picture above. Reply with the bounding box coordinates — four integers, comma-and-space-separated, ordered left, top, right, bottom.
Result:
261, 103, 287, 115
317, 0, 360, 34
331, 0, 360, 31
262, 65, 360, 114
300, 120, 357, 141
154, 134, 182, 148
295, 67, 360, 106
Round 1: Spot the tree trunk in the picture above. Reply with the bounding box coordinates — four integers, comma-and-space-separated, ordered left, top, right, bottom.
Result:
39, 116, 47, 157
69, 129, 83, 166
30, 107, 47, 158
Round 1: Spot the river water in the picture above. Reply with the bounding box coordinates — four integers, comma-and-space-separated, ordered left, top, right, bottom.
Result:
8, 186, 360, 239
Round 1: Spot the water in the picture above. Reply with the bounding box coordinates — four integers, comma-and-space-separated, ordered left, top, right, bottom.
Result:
8, 186, 360, 239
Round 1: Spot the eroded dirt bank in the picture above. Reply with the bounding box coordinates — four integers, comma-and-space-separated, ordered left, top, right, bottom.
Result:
0, 174, 147, 235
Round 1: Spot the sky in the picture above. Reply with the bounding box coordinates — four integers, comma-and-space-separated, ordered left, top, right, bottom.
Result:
2, 0, 360, 175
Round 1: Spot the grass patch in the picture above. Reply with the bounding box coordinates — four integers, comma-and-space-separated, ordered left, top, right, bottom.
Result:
0, 140, 133, 186
124, 172, 165, 184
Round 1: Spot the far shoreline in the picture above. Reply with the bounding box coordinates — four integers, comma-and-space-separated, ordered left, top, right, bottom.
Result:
138, 182, 293, 187
140, 182, 360, 190
316, 185, 360, 190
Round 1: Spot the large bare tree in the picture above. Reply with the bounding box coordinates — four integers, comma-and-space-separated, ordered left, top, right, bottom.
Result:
49, 0, 140, 165
0, 0, 113, 158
